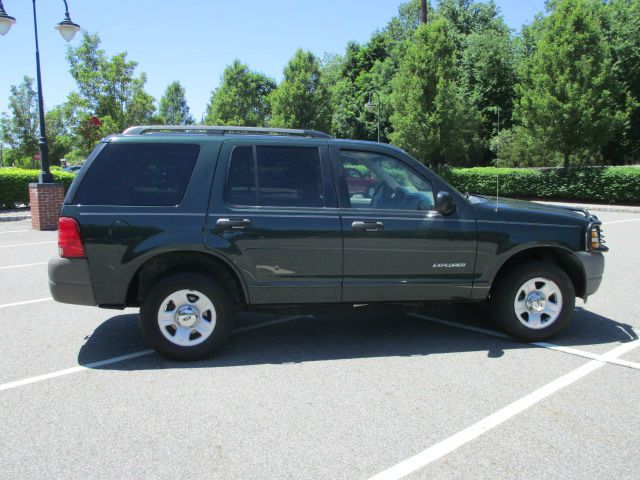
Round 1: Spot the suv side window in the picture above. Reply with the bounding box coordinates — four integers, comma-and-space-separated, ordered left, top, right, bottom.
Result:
340, 150, 435, 210
73, 143, 200, 206
226, 145, 325, 208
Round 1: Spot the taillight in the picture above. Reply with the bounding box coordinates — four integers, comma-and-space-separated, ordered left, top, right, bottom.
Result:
58, 217, 86, 258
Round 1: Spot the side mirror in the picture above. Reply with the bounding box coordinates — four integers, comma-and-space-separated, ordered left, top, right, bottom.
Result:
435, 191, 456, 215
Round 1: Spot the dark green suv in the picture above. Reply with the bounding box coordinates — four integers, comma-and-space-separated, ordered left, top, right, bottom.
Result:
48, 126, 608, 360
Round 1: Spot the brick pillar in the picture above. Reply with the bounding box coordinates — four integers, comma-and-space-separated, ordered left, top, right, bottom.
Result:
28, 183, 65, 231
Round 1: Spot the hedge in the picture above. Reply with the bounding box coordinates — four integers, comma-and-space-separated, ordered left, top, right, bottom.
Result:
437, 166, 640, 204
0, 168, 75, 209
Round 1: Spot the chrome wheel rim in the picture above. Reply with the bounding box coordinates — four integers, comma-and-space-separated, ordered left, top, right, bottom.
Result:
513, 277, 562, 330
157, 289, 216, 347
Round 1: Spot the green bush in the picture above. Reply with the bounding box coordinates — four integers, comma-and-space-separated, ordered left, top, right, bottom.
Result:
437, 166, 640, 204
0, 168, 75, 209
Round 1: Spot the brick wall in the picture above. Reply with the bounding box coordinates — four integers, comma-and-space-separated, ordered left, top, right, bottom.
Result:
28, 183, 65, 231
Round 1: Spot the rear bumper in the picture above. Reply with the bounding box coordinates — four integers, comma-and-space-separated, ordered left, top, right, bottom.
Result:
48, 257, 96, 306
576, 252, 605, 298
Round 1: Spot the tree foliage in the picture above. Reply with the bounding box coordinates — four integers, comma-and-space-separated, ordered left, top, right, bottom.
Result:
2, 0, 639, 169
160, 81, 194, 125
66, 32, 156, 135
390, 19, 481, 166
0, 76, 39, 163
205, 60, 275, 127
269, 49, 331, 131
514, 0, 631, 169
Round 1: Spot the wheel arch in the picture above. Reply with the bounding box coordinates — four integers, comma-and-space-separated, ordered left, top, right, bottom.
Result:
490, 246, 586, 299
125, 250, 248, 308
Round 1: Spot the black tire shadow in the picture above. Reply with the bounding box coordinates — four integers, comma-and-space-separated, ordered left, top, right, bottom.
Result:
78, 304, 637, 370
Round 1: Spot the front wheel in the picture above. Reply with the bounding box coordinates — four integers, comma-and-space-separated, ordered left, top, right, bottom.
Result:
491, 261, 575, 342
139, 273, 235, 361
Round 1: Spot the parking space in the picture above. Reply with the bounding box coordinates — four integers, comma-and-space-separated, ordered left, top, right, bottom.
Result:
0, 211, 639, 479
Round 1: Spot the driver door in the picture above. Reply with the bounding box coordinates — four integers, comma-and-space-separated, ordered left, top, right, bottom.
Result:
331, 145, 477, 302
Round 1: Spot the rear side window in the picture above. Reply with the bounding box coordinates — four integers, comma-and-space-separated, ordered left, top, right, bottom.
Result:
226, 145, 324, 208
73, 143, 200, 206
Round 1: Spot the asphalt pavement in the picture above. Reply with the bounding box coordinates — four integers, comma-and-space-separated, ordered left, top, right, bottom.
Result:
0, 212, 639, 479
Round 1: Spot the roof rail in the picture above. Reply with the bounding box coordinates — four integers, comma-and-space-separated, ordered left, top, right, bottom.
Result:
121, 125, 333, 139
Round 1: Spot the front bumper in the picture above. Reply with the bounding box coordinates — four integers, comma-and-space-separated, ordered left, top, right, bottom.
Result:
48, 257, 96, 306
576, 251, 605, 298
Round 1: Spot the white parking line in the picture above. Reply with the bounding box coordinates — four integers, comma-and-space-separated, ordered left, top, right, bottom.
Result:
369, 339, 640, 480
0, 314, 310, 393
0, 297, 53, 309
0, 241, 56, 249
0, 229, 29, 234
0, 262, 48, 270
410, 313, 640, 370
0, 350, 154, 392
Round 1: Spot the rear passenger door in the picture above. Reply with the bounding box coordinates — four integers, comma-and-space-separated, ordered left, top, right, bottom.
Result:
66, 138, 213, 307
205, 139, 342, 304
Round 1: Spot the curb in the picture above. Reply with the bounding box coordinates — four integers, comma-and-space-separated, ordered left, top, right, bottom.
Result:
0, 209, 32, 223
0, 215, 31, 222
534, 201, 640, 214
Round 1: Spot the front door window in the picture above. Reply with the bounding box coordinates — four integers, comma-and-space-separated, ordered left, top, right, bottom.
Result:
340, 151, 435, 211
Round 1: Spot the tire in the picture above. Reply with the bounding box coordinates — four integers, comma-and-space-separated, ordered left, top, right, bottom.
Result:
491, 260, 575, 342
139, 272, 235, 361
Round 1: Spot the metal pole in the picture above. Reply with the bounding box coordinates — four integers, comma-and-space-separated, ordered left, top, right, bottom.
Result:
495, 106, 500, 212
376, 91, 380, 143
32, 0, 53, 183
420, 0, 428, 24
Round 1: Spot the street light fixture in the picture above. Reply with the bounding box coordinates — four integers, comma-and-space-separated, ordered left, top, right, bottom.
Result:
365, 91, 381, 143
0, 0, 81, 183
0, 2, 16, 36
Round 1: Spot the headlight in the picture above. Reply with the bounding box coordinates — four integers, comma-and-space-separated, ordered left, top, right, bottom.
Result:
587, 223, 608, 252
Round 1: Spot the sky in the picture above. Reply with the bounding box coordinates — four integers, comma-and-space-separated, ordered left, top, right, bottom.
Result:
0, 0, 547, 123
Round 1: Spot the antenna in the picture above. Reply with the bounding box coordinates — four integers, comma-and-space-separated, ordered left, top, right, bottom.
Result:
495, 106, 500, 212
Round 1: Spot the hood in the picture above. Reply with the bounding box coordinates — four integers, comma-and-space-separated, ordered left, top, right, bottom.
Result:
469, 195, 592, 227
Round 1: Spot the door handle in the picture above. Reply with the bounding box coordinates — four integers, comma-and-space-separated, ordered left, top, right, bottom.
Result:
351, 220, 384, 232
216, 218, 251, 230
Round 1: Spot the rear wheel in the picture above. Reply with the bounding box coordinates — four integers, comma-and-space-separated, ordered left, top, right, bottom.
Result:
491, 261, 575, 342
139, 272, 234, 361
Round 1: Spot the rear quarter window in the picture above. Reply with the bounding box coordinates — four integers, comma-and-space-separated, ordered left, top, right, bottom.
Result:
73, 143, 200, 206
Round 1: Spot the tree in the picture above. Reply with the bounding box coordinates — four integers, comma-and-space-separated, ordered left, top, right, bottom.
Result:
0, 76, 39, 164
66, 32, 156, 135
159, 81, 194, 125
45, 105, 74, 165
389, 19, 481, 166
269, 49, 331, 132
514, 0, 631, 169
606, 0, 640, 162
205, 60, 276, 126
461, 28, 517, 163
328, 38, 395, 141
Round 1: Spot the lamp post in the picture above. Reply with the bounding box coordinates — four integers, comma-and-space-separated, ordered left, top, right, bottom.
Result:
0, 0, 80, 183
365, 91, 381, 143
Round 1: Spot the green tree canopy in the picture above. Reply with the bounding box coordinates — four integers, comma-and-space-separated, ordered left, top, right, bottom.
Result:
159, 81, 194, 125
606, 0, 640, 162
205, 60, 275, 127
269, 49, 331, 132
390, 18, 480, 166
514, 0, 631, 169
461, 28, 517, 162
0, 76, 39, 162
66, 32, 156, 134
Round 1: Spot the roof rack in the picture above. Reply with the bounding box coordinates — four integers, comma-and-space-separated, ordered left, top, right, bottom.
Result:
121, 125, 333, 139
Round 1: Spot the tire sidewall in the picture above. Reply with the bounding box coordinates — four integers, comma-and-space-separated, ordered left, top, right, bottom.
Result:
493, 261, 575, 342
139, 273, 235, 361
